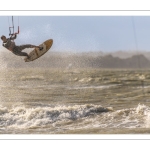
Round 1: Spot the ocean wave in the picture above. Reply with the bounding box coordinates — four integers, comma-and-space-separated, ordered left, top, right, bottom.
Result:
1, 103, 150, 131
82, 104, 150, 129
0, 104, 112, 129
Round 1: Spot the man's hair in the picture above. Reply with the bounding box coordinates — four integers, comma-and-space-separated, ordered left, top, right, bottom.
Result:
1, 35, 6, 40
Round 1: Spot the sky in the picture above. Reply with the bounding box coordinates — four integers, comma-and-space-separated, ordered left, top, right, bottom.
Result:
1, 16, 150, 53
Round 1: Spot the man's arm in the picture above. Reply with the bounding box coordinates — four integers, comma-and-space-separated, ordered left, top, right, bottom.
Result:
10, 34, 17, 40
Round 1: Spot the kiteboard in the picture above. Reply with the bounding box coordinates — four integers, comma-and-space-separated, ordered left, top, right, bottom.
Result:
24, 39, 53, 62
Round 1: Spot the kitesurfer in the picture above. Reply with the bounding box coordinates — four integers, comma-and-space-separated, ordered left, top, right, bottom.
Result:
1, 34, 43, 59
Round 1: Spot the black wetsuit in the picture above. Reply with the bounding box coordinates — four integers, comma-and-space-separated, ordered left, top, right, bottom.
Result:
2, 35, 37, 57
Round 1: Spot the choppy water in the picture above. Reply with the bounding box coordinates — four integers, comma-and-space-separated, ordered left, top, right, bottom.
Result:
0, 68, 150, 134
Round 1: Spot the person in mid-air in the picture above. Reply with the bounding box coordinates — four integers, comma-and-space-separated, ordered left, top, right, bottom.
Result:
1, 34, 43, 59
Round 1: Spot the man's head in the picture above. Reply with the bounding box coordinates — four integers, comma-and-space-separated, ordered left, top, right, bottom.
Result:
1, 35, 7, 42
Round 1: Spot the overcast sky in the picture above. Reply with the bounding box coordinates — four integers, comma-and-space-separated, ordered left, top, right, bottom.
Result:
1, 16, 150, 53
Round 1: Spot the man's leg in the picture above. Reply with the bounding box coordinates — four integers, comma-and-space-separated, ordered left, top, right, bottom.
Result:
18, 44, 40, 51
13, 50, 29, 58
13, 44, 43, 58
13, 46, 30, 58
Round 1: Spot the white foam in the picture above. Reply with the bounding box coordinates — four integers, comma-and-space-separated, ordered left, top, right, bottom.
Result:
0, 104, 112, 129
1, 103, 150, 131
78, 104, 150, 129
135, 104, 150, 128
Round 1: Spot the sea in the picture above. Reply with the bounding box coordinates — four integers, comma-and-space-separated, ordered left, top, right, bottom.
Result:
0, 65, 150, 134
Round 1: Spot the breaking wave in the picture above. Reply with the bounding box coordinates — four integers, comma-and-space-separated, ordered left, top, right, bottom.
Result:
79, 104, 150, 129
0, 104, 112, 129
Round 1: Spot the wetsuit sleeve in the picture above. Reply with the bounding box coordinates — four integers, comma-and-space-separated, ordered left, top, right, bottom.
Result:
10, 34, 17, 40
